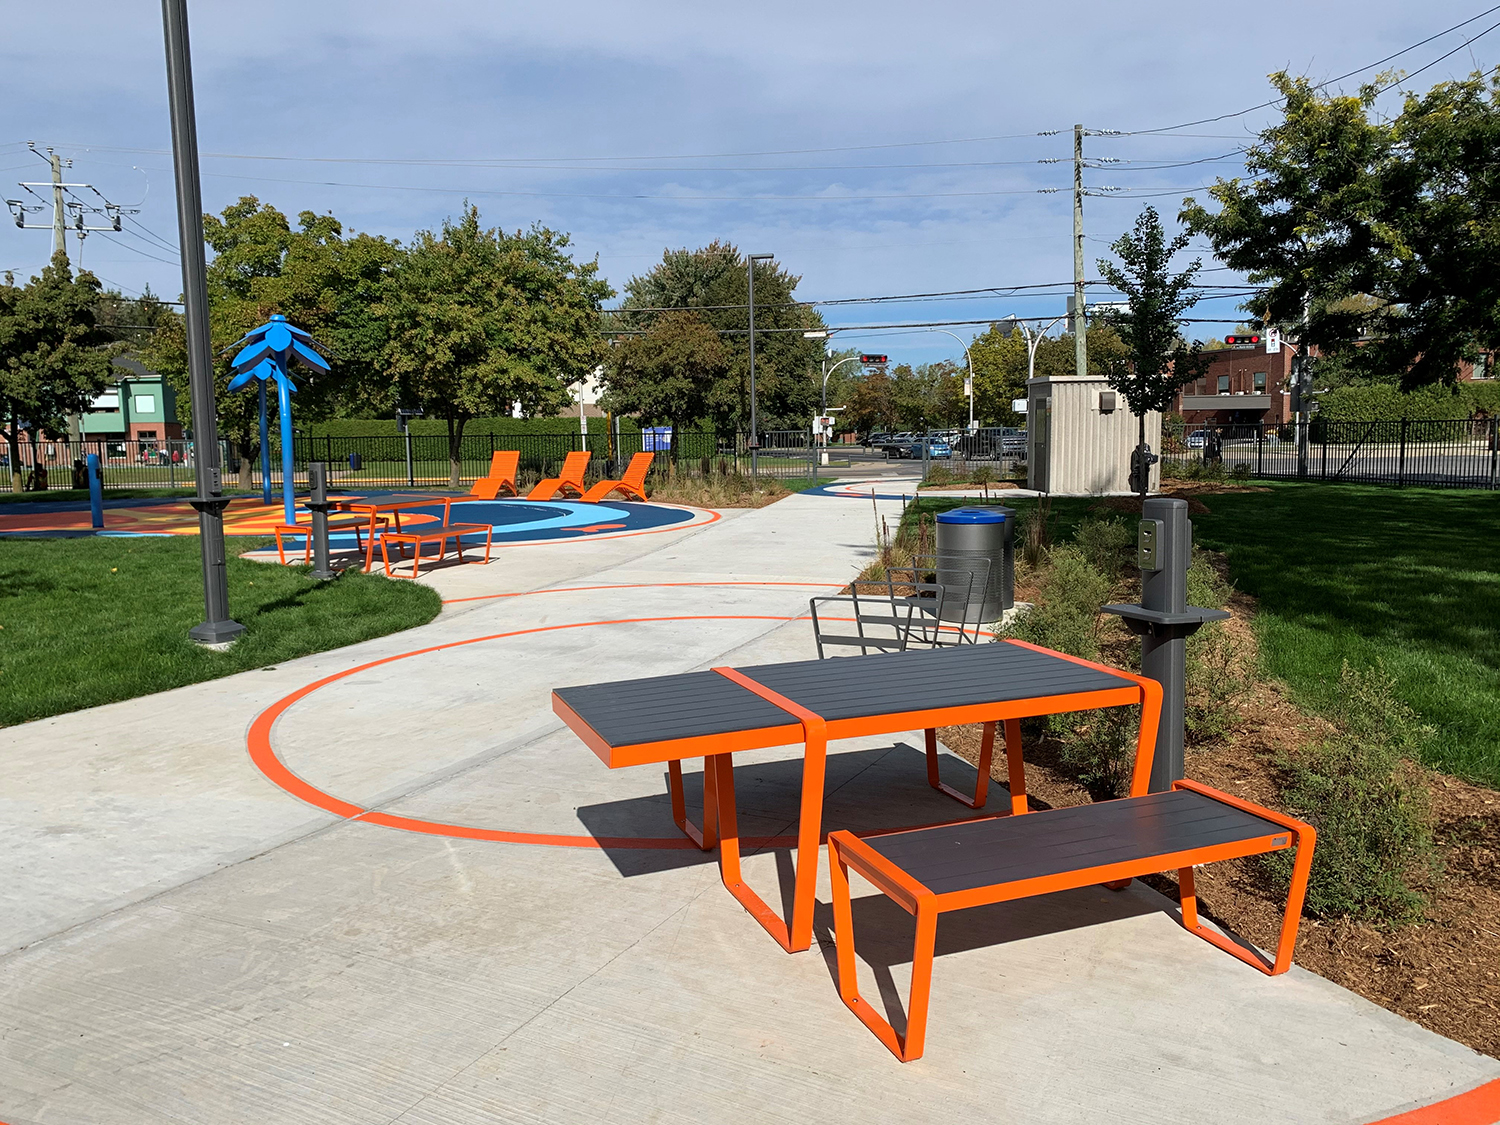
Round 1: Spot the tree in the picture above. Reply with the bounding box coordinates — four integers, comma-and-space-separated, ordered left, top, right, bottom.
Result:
1096, 205, 1210, 498
379, 205, 613, 485
612, 242, 826, 430
0, 253, 121, 490
143, 197, 399, 483
970, 319, 1129, 424
602, 312, 727, 457
1182, 70, 1500, 388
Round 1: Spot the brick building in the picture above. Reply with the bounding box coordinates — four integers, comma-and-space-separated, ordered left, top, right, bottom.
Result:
1175, 341, 1298, 427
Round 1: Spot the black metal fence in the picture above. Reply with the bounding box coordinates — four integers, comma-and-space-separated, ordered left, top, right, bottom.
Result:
1163, 417, 1500, 489
6, 428, 824, 494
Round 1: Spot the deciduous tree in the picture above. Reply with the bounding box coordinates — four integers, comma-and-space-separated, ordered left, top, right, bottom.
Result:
602, 312, 726, 457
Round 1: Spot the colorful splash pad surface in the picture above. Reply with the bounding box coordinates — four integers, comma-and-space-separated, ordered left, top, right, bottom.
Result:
0, 493, 711, 546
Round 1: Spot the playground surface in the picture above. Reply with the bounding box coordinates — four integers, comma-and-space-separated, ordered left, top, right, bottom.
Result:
0, 491, 711, 548
2, 480, 1498, 1125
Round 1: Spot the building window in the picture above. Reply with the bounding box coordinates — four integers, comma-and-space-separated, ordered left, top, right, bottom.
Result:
133, 394, 156, 414
1217, 375, 1230, 393
1253, 371, 1266, 391
1476, 354, 1491, 380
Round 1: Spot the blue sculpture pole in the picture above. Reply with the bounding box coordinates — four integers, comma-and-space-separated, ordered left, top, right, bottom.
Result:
258, 380, 272, 506
276, 373, 296, 525
87, 453, 103, 529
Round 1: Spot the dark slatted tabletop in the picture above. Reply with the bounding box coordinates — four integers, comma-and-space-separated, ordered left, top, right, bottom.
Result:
863, 789, 1286, 896
554, 642, 1136, 758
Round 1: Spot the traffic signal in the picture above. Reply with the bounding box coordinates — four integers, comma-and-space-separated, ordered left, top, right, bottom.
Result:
1224, 334, 1261, 345
859, 354, 888, 365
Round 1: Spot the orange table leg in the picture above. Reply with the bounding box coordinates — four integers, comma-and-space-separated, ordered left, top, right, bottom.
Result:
667, 759, 718, 851
924, 724, 993, 809
1004, 718, 1027, 816
713, 730, 828, 953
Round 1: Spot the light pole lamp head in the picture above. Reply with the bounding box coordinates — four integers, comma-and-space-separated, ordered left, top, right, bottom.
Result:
748, 252, 774, 261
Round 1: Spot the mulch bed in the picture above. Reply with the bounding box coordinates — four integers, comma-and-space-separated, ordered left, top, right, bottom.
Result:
938, 581, 1500, 1059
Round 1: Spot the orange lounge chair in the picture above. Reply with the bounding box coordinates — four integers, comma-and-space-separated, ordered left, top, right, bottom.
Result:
527, 450, 591, 500
468, 450, 520, 499
581, 452, 654, 502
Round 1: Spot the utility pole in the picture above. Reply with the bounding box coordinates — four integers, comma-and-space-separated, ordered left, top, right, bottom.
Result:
49, 152, 66, 257
747, 251, 774, 475
1073, 124, 1088, 379
162, 0, 244, 646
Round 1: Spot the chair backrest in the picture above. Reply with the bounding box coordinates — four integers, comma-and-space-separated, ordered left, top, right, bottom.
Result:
809, 576, 948, 659
888, 553, 991, 646
623, 451, 654, 485
488, 450, 519, 479
560, 450, 591, 483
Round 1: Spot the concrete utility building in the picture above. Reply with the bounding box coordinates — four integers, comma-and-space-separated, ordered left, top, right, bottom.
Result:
1027, 374, 1160, 494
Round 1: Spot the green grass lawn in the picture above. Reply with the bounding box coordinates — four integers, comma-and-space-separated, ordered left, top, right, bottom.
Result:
0, 535, 441, 727
902, 484, 1500, 787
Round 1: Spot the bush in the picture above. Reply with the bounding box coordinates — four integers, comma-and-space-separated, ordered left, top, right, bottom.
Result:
1315, 382, 1500, 423
1181, 551, 1251, 744
1267, 662, 1438, 925
1006, 544, 1110, 661
1074, 516, 1134, 580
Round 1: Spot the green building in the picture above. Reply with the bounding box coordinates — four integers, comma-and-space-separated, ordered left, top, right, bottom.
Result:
81, 356, 182, 444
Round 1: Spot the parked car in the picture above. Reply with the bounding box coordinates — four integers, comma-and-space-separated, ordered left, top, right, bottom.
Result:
1186, 430, 1207, 449
863, 431, 896, 449
897, 437, 952, 459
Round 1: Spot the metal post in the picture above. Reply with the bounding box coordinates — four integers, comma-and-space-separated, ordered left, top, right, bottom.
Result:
922, 422, 931, 478
162, 0, 243, 645
277, 378, 296, 525
87, 452, 103, 529
1489, 417, 1498, 489
1397, 417, 1408, 487
404, 427, 414, 487
1101, 498, 1228, 793
307, 461, 334, 580
1073, 124, 1088, 379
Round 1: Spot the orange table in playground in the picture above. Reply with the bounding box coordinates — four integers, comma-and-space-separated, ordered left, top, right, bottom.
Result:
333, 495, 452, 572
552, 640, 1162, 954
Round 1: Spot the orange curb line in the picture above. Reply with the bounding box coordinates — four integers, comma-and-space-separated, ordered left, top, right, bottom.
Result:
1364, 1078, 1500, 1125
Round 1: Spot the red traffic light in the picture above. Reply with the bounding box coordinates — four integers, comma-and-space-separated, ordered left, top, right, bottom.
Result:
859, 354, 888, 364
1225, 334, 1261, 345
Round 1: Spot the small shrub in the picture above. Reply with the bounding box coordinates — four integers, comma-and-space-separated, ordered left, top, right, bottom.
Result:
1230, 462, 1252, 481
1006, 543, 1110, 662
1074, 516, 1134, 580
1057, 707, 1139, 801
1017, 497, 1052, 570
1267, 662, 1438, 925
924, 464, 954, 487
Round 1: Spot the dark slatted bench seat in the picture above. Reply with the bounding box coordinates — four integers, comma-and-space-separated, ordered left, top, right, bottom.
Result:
828, 779, 1316, 1062
378, 522, 494, 579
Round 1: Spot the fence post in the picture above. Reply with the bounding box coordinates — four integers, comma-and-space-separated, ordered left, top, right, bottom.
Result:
1490, 418, 1498, 490
1257, 424, 1264, 477
1398, 418, 1408, 487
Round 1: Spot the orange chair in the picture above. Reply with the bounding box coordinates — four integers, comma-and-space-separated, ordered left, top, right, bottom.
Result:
581, 452, 654, 502
527, 451, 591, 500
468, 450, 520, 499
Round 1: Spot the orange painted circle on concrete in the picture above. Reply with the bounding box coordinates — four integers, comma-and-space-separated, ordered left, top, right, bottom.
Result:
248, 591, 845, 849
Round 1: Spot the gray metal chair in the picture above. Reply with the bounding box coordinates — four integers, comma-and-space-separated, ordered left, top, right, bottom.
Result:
887, 554, 992, 647
809, 574, 948, 658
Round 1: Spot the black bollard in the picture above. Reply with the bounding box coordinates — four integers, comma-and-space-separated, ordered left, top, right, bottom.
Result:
1102, 498, 1228, 792
307, 462, 335, 580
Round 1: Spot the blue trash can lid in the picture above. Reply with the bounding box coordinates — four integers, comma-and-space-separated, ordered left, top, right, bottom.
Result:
936, 506, 1008, 524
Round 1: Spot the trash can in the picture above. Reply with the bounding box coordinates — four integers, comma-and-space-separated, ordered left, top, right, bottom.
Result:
935, 506, 1013, 622
348, 452, 363, 471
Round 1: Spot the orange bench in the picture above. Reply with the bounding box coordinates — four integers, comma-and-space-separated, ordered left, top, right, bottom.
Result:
273, 517, 387, 565
468, 450, 520, 500
581, 451, 654, 502
827, 779, 1316, 1062
528, 451, 590, 500
378, 522, 494, 579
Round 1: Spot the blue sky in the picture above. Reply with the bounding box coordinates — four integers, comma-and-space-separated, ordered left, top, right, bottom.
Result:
4, 0, 1496, 366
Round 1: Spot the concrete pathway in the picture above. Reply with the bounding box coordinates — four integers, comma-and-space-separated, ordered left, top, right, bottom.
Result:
3, 486, 1497, 1125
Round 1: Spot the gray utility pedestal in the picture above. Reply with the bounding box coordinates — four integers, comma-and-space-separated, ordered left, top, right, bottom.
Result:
935, 506, 1014, 622
1101, 497, 1228, 793
305, 462, 336, 581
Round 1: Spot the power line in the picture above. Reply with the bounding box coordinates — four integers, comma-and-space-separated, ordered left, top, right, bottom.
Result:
1114, 5, 1500, 134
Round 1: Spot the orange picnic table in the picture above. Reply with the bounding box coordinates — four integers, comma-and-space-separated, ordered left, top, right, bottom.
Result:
333, 494, 453, 573
553, 640, 1163, 953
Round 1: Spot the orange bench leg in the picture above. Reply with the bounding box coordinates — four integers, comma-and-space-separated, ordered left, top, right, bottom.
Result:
924, 723, 994, 809
1177, 819, 1315, 975
830, 835, 939, 1062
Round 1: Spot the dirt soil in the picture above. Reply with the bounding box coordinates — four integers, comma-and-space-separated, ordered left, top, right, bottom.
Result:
939, 584, 1500, 1059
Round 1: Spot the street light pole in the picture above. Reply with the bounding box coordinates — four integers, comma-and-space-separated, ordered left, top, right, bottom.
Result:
162, 0, 243, 646
1004, 314, 1068, 384
927, 328, 977, 433
746, 252, 773, 475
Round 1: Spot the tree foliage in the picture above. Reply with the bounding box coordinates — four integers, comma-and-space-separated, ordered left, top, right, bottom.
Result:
969, 320, 1129, 425
379, 205, 612, 483
144, 197, 400, 463
1096, 205, 1209, 417
0, 252, 121, 487
603, 311, 727, 451
609, 242, 826, 429
1183, 69, 1500, 388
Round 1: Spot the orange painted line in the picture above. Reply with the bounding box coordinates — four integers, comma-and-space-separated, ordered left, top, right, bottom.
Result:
1365, 1079, 1500, 1125
442, 580, 843, 605
248, 614, 797, 850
